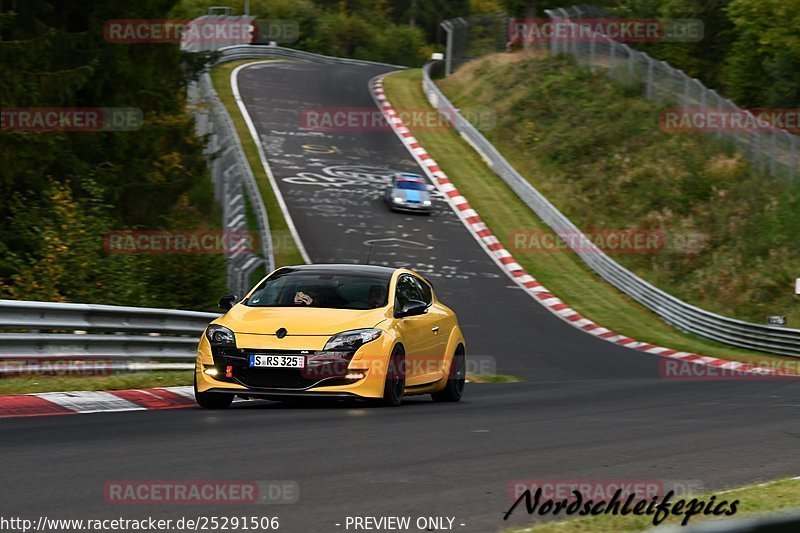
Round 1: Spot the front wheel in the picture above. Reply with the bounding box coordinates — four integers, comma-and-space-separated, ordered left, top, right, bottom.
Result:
432, 346, 465, 403
380, 345, 405, 407
194, 374, 233, 409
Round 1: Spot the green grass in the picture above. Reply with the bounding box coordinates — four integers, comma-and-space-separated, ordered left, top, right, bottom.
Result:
505, 477, 800, 532
0, 371, 192, 395
1, 370, 519, 394
382, 67, 793, 366
211, 60, 304, 268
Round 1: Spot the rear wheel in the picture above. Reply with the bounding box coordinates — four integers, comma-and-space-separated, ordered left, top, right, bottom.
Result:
381, 345, 405, 407
432, 346, 465, 403
194, 374, 233, 409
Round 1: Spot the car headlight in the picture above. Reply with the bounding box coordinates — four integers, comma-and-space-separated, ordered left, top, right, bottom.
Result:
205, 324, 236, 346
422, 200, 432, 206
393, 197, 405, 204
323, 329, 382, 352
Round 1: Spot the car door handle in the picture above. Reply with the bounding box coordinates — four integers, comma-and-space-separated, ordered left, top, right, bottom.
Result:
431, 326, 440, 333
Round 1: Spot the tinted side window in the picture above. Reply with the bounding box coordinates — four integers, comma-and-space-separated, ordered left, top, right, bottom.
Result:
415, 277, 433, 305
395, 275, 424, 310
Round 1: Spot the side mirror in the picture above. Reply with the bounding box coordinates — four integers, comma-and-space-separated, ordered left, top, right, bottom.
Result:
395, 299, 427, 318
218, 294, 239, 311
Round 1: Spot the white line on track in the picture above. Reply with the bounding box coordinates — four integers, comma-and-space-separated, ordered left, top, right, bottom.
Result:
231, 61, 311, 264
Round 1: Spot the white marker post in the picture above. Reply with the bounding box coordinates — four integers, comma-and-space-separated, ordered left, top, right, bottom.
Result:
796, 278, 800, 295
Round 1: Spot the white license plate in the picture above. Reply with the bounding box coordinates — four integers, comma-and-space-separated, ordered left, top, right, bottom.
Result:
249, 354, 305, 368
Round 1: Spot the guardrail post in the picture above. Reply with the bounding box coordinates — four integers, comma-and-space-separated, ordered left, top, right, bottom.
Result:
609, 39, 616, 73
699, 81, 706, 110
770, 130, 777, 176
682, 73, 691, 108
627, 48, 635, 85
441, 20, 454, 77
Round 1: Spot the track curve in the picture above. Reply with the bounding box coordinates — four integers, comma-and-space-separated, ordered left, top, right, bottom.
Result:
2, 59, 800, 533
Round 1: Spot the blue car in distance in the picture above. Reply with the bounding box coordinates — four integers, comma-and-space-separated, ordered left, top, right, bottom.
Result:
384, 173, 434, 214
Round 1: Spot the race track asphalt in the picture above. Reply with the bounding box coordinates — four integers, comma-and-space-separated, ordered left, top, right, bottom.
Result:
2, 60, 799, 533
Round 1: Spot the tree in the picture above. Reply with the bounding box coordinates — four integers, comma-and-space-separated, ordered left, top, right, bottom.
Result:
0, 0, 223, 309
723, 0, 800, 108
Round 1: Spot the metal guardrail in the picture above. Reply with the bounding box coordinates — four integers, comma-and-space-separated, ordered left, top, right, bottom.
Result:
422, 60, 800, 357
190, 70, 272, 294
0, 299, 217, 360
213, 43, 408, 68
543, 6, 798, 181
184, 17, 272, 296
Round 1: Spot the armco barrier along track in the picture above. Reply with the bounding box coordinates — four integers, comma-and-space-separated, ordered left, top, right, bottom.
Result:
0, 299, 216, 360
420, 60, 800, 358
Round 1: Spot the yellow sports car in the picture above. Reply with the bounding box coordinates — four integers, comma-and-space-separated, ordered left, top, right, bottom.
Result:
194, 264, 466, 407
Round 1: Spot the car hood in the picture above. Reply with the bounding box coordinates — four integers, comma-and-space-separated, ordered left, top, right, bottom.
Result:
216, 304, 389, 336
392, 188, 430, 202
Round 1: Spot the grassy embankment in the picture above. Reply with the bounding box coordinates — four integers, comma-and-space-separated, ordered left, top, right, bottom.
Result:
210, 59, 305, 270
383, 55, 798, 365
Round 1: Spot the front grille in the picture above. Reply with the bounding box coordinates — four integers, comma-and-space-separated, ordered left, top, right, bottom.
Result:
211, 347, 354, 390
215, 348, 309, 358
236, 368, 319, 389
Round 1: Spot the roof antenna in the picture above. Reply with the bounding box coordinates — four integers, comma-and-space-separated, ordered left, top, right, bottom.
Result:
365, 241, 374, 265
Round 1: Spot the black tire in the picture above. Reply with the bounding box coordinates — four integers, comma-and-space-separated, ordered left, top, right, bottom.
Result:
194, 374, 233, 409
432, 346, 465, 403
381, 345, 406, 407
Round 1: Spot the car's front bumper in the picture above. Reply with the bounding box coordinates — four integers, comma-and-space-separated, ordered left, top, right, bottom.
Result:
194, 334, 395, 399
201, 387, 361, 400
391, 202, 433, 213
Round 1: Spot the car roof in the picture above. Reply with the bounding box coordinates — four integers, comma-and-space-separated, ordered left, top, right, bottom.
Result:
271, 265, 433, 291
277, 264, 398, 279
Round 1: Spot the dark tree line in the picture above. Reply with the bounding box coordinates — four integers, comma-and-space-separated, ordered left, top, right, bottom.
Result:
0, 0, 225, 309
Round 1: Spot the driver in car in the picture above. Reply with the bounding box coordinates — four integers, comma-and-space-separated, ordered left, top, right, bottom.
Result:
293, 283, 346, 307
368, 285, 387, 308
294, 290, 313, 305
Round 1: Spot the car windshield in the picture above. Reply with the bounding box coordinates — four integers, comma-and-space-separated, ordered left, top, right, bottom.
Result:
395, 180, 427, 191
246, 269, 390, 309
